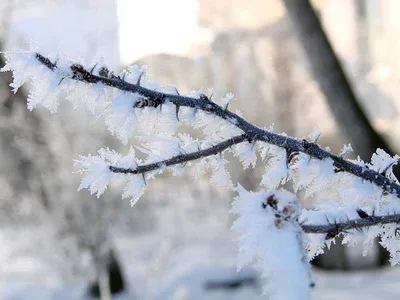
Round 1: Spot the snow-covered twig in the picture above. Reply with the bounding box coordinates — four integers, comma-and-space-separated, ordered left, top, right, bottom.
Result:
34, 53, 400, 198
301, 211, 400, 235
109, 134, 248, 174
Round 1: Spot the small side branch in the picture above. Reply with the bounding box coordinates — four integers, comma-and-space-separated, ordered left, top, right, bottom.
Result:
109, 134, 248, 174
301, 213, 400, 234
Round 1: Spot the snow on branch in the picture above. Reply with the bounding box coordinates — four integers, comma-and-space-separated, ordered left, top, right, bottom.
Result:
301, 211, 400, 235
5, 50, 400, 299
109, 134, 248, 174
30, 53, 400, 198
231, 187, 312, 299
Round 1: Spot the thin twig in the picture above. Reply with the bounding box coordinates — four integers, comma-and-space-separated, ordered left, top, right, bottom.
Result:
301, 213, 400, 234
109, 134, 248, 174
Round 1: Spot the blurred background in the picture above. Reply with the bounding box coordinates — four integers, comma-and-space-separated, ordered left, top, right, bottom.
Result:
1, 0, 400, 299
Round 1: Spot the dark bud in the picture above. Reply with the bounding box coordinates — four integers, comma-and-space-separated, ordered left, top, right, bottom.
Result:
302, 139, 312, 150
70, 64, 85, 73
70, 64, 97, 83
98, 66, 109, 77
325, 231, 336, 240
266, 195, 278, 209
199, 94, 210, 102
356, 208, 369, 219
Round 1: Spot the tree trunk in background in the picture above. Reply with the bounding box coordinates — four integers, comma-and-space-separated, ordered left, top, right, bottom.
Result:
89, 248, 125, 298
273, 31, 296, 136
281, 0, 391, 268
356, 0, 370, 77
281, 0, 392, 161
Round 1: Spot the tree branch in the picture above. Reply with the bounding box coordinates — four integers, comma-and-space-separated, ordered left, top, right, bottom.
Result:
301, 212, 400, 236
34, 53, 400, 198
109, 134, 248, 174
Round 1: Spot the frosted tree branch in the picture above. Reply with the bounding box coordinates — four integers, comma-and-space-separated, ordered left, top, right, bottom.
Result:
38, 53, 400, 236
109, 134, 248, 174
6, 51, 400, 300
35, 53, 400, 198
301, 211, 400, 235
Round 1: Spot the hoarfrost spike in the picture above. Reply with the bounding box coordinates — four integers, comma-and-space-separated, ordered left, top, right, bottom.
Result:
136, 71, 144, 86
90, 63, 98, 74
175, 104, 180, 121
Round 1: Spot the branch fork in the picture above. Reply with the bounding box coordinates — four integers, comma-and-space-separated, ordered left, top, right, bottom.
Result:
31, 53, 400, 235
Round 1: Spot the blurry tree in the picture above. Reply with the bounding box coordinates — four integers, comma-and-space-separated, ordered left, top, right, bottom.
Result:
0, 41, 125, 300
0, 1, 126, 298
282, 0, 393, 268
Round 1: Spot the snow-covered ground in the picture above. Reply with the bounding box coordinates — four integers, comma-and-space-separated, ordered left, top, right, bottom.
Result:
1, 230, 400, 300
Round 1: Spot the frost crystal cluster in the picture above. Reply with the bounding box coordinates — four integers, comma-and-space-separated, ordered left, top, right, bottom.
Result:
4, 50, 400, 300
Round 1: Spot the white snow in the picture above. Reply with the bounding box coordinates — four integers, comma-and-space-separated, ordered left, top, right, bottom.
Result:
2, 228, 400, 300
